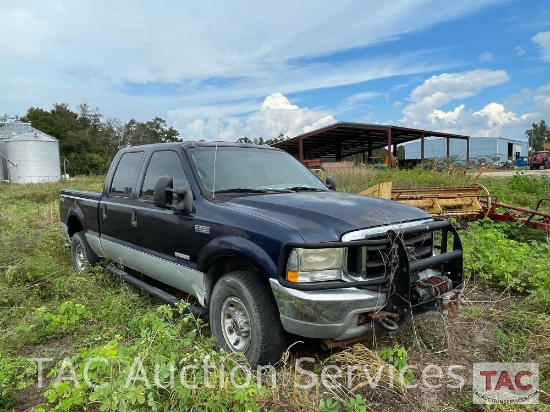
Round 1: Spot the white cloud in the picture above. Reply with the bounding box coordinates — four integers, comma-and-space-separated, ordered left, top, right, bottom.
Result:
532, 31, 550, 62
474, 102, 520, 124
430, 104, 465, 123
514, 46, 526, 56
478, 51, 493, 62
338, 92, 384, 113
0, 0, 505, 121
342, 92, 383, 106
402, 69, 509, 123
261, 93, 299, 110
534, 83, 550, 111
398, 70, 536, 137
177, 93, 336, 141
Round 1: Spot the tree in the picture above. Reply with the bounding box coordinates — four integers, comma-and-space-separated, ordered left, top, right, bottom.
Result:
525, 120, 550, 151
122, 117, 180, 147
236, 133, 289, 146
20, 103, 182, 176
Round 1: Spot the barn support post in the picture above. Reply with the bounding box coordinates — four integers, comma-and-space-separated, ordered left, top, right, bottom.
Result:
386, 129, 392, 168
446, 134, 450, 158
421, 132, 425, 162
298, 138, 304, 163
466, 138, 470, 163
367, 141, 373, 163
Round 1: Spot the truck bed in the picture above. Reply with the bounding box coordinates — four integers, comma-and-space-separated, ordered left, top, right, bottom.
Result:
60, 189, 102, 201
60, 189, 102, 235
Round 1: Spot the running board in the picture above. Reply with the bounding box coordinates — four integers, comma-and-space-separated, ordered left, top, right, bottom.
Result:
106, 264, 207, 317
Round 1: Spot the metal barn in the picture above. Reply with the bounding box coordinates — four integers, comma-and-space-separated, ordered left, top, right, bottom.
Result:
403, 136, 528, 163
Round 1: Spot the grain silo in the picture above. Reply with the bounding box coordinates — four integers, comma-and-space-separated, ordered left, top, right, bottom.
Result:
5, 130, 61, 183
0, 121, 35, 181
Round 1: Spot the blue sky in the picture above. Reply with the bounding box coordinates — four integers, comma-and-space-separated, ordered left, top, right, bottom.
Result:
1, 0, 549, 141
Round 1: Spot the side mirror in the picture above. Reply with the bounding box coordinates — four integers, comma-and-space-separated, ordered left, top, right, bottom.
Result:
326, 176, 336, 191
154, 176, 193, 214
154, 176, 173, 208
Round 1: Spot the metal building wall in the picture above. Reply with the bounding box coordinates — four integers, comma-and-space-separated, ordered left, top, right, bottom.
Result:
404, 137, 528, 161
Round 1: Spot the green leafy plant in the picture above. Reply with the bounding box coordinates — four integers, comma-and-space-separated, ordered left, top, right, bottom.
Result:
343, 394, 367, 412
378, 344, 413, 386
462, 220, 550, 292
319, 397, 340, 412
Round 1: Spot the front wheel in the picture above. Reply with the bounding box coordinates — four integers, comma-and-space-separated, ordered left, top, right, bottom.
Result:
209, 271, 288, 366
70, 231, 98, 272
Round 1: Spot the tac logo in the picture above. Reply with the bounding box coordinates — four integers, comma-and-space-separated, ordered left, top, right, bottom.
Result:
473, 363, 539, 404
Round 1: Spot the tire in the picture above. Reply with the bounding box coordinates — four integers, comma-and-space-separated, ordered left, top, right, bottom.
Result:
70, 231, 98, 272
545, 161, 549, 170
209, 271, 288, 366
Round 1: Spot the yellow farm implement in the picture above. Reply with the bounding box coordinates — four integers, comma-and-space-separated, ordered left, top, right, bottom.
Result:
360, 182, 550, 232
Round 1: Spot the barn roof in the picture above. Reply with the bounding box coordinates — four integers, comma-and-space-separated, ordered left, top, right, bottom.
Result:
272, 122, 470, 162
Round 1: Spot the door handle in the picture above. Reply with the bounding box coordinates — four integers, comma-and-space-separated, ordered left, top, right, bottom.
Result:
101, 204, 107, 219
131, 210, 137, 227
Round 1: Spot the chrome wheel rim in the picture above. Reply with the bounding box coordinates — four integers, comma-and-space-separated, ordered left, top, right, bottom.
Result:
220, 296, 251, 352
75, 244, 86, 271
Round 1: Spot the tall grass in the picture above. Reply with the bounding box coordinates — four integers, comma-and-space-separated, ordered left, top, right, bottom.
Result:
318, 166, 474, 194
1, 171, 549, 410
317, 166, 549, 209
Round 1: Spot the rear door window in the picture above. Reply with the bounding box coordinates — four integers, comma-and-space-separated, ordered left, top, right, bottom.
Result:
109, 152, 144, 196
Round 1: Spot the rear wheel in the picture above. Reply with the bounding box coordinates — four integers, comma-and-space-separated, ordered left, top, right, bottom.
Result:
209, 271, 287, 366
545, 161, 549, 169
70, 231, 98, 272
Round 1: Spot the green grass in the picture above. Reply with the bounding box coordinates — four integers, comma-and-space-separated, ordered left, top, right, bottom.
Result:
1, 169, 549, 411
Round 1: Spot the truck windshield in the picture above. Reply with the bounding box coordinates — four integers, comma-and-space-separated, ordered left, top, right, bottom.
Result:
188, 147, 327, 194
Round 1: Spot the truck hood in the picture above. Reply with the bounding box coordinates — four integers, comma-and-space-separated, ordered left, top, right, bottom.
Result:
224, 191, 430, 242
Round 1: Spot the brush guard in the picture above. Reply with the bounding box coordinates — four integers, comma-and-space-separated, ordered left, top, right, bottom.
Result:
277, 218, 463, 324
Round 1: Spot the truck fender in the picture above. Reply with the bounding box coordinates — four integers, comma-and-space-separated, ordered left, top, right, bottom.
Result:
66, 204, 88, 236
197, 236, 279, 305
197, 236, 278, 277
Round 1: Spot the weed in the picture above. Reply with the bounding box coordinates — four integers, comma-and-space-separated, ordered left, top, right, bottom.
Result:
464, 307, 485, 319
470, 348, 484, 363
2, 172, 550, 410
461, 220, 550, 292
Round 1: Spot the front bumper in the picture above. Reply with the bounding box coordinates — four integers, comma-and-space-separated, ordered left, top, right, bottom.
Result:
270, 279, 386, 340
272, 218, 463, 341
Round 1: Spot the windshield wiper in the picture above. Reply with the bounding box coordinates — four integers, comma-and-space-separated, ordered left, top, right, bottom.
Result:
284, 186, 325, 192
215, 188, 269, 194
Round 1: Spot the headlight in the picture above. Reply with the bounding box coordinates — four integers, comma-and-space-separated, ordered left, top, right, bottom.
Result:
286, 248, 345, 282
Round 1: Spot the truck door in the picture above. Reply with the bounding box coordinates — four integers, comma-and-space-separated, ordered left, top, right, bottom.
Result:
132, 149, 199, 288
100, 150, 144, 250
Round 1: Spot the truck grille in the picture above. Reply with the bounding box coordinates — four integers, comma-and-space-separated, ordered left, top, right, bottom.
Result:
347, 231, 433, 279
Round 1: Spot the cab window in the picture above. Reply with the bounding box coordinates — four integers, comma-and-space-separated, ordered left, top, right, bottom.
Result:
140, 151, 188, 199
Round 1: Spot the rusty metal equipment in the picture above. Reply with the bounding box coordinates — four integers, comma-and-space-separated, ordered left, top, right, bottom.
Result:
483, 196, 550, 232
360, 182, 550, 232
360, 182, 490, 218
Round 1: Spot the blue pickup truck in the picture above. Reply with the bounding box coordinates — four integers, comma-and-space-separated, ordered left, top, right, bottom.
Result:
59, 141, 463, 366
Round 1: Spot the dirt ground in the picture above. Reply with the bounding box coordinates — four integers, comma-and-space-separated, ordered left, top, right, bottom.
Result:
471, 168, 550, 178
287, 280, 530, 412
